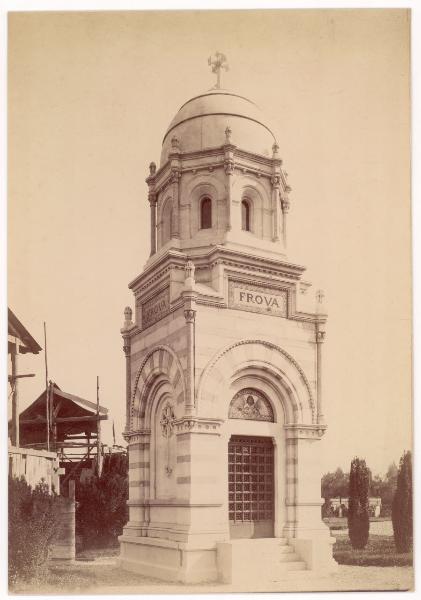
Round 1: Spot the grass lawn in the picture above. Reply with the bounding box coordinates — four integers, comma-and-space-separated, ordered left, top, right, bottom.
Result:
334, 534, 413, 567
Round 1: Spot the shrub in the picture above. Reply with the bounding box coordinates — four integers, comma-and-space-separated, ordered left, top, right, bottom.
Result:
76, 452, 128, 549
392, 451, 412, 552
347, 457, 370, 549
9, 476, 59, 586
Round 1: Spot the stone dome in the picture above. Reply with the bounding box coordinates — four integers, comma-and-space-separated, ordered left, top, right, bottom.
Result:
160, 89, 277, 165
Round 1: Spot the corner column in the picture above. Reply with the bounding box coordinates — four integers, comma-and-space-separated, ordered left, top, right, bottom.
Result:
284, 425, 337, 573
224, 126, 236, 232
146, 161, 157, 256
315, 289, 327, 425
281, 196, 290, 248
170, 169, 181, 238
316, 324, 326, 425
148, 192, 157, 256
121, 307, 134, 433
182, 261, 197, 415
169, 136, 181, 239
121, 429, 152, 540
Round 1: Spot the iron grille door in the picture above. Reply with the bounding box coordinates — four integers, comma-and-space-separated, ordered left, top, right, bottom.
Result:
228, 435, 274, 537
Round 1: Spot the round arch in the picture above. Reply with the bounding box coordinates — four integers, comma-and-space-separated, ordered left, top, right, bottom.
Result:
196, 339, 316, 424
131, 345, 186, 431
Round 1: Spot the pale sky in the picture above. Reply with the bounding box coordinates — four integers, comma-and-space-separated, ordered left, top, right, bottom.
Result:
8, 9, 411, 476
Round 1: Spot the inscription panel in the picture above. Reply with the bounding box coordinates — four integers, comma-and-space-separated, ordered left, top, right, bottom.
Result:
228, 280, 288, 317
142, 287, 170, 329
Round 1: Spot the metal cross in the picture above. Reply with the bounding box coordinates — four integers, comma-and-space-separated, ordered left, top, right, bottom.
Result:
208, 52, 229, 89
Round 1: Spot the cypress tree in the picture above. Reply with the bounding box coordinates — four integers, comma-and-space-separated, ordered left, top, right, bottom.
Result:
392, 451, 412, 553
347, 457, 370, 549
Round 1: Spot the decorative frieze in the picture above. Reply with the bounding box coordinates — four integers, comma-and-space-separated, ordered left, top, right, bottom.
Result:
284, 424, 327, 439
175, 417, 223, 435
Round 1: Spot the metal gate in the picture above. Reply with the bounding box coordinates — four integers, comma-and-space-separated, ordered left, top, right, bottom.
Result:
228, 435, 274, 538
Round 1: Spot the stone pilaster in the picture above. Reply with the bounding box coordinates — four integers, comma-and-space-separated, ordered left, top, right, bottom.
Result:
148, 192, 157, 256
123, 429, 152, 536
169, 135, 181, 239
121, 306, 134, 434
281, 195, 290, 248
223, 126, 235, 232
316, 325, 326, 425
182, 260, 197, 415
271, 143, 282, 242
315, 290, 327, 425
146, 161, 157, 256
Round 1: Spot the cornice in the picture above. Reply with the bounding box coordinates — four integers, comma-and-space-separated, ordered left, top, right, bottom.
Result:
150, 144, 282, 193
129, 250, 187, 291
284, 423, 327, 439
175, 416, 224, 435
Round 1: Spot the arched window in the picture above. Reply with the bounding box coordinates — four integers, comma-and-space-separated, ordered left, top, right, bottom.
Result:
242, 199, 251, 231
200, 197, 212, 229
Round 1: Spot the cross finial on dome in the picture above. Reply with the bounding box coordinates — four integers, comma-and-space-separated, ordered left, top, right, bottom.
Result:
208, 52, 229, 89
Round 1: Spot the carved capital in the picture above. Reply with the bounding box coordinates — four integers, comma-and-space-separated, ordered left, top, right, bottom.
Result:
185, 260, 195, 280
284, 424, 327, 439
149, 162, 156, 176
316, 330, 326, 343
184, 309, 196, 323
271, 174, 281, 188
224, 159, 235, 175
175, 417, 224, 435
148, 191, 157, 206
123, 344, 131, 356
281, 197, 291, 213
170, 168, 181, 184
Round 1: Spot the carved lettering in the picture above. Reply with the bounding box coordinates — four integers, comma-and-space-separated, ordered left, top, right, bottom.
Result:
228, 280, 288, 317
142, 288, 170, 329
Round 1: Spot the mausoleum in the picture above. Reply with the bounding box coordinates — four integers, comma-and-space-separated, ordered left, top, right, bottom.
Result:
119, 54, 337, 584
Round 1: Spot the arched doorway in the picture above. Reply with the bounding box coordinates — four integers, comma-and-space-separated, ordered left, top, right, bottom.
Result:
227, 388, 277, 539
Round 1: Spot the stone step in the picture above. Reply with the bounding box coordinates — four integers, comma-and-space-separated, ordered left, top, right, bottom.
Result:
217, 538, 310, 584
233, 560, 308, 585
230, 537, 289, 546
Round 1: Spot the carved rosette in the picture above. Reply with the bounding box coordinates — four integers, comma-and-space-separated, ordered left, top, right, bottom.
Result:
229, 388, 274, 422
160, 403, 175, 438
